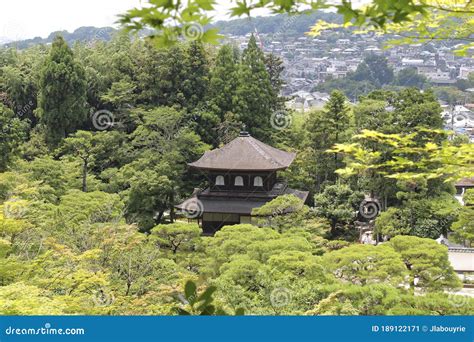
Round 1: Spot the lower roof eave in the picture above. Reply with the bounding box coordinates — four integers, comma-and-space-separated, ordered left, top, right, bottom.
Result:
175, 188, 310, 216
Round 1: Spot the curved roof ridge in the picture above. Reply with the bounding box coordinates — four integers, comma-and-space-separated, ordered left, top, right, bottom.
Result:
188, 134, 296, 171
246, 137, 284, 168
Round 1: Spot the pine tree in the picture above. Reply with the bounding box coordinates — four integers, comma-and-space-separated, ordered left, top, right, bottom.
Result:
306, 90, 351, 187
264, 53, 285, 109
36, 36, 87, 145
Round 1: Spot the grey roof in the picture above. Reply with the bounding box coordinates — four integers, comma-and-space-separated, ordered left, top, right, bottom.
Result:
455, 177, 474, 187
448, 247, 474, 253
177, 197, 268, 215
188, 133, 296, 171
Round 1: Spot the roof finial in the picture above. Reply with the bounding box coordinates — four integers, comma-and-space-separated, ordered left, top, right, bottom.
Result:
240, 124, 250, 137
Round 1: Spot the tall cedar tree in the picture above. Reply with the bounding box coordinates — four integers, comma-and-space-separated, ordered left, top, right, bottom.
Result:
37, 36, 87, 145
182, 41, 209, 110
148, 44, 187, 107
235, 35, 277, 141
208, 44, 239, 121
264, 53, 285, 110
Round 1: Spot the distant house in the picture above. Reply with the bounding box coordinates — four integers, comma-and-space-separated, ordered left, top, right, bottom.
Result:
421, 69, 455, 84
364, 46, 382, 54
286, 91, 330, 112
176, 130, 309, 235
402, 58, 425, 67
459, 66, 474, 79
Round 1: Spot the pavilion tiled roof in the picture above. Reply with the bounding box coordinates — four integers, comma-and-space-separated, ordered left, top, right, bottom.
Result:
188, 132, 296, 171
455, 177, 474, 187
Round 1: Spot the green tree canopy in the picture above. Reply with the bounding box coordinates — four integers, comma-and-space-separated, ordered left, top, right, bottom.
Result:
36, 36, 87, 145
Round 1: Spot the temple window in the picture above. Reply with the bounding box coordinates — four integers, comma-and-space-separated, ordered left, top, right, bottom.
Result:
254, 176, 263, 187
234, 176, 244, 186
216, 175, 225, 186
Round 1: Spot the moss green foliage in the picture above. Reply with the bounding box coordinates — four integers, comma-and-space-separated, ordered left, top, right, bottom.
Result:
0, 104, 28, 171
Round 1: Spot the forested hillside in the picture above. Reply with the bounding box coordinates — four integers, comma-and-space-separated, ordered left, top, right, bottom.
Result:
1, 28, 473, 315
2, 12, 340, 49
2, 27, 117, 50
210, 12, 340, 36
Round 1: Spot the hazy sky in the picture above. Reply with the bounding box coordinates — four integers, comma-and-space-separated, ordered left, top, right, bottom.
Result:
0, 0, 270, 41
0, 0, 141, 41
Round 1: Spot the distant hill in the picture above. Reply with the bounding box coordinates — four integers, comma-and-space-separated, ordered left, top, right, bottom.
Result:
2, 26, 117, 49
209, 12, 340, 36
2, 11, 338, 49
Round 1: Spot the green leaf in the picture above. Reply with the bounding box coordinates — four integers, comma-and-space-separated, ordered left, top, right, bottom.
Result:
195, 0, 216, 11
184, 280, 197, 303
201, 28, 224, 44
235, 308, 245, 315
200, 304, 216, 315
197, 285, 217, 303
177, 308, 191, 315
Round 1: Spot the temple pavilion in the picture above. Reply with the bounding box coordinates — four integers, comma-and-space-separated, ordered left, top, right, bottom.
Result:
176, 130, 309, 235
